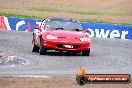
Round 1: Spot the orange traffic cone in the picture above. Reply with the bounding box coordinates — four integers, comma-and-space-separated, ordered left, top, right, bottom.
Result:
26, 22, 31, 32
0, 16, 7, 30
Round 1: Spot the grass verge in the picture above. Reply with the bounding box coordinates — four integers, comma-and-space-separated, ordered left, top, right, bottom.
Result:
0, 12, 131, 25
0, 12, 43, 20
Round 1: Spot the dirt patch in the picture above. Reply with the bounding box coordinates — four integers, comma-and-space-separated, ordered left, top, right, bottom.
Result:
0, 76, 131, 88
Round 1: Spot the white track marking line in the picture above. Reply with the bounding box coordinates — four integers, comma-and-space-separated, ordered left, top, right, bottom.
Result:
2, 75, 50, 78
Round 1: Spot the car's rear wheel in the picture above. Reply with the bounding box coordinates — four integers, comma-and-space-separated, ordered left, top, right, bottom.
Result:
82, 49, 90, 56
32, 40, 39, 52
40, 38, 47, 55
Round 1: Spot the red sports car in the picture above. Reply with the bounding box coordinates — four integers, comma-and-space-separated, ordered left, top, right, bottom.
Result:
32, 17, 91, 56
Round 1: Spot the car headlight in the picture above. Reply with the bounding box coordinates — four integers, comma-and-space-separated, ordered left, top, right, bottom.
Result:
80, 37, 89, 41
46, 34, 57, 39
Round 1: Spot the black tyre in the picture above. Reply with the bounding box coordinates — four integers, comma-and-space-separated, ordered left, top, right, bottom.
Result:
76, 75, 87, 85
82, 49, 90, 56
39, 38, 47, 55
32, 40, 39, 52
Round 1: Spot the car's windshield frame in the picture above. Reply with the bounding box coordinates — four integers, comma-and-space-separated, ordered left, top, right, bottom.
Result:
44, 19, 83, 30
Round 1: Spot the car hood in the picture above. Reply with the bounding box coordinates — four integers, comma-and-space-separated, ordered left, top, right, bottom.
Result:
45, 30, 86, 38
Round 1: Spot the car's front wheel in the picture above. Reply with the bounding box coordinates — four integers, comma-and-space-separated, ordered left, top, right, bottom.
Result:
39, 38, 47, 55
32, 40, 39, 52
82, 49, 90, 56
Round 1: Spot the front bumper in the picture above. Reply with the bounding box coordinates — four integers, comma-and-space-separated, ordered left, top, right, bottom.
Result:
43, 38, 90, 51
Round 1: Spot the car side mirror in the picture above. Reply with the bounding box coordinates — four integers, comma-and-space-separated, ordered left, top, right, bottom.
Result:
34, 25, 42, 32
34, 25, 40, 29
84, 29, 90, 32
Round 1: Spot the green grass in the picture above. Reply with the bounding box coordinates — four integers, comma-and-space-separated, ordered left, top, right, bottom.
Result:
0, 12, 131, 25
0, 12, 43, 20
80, 18, 132, 25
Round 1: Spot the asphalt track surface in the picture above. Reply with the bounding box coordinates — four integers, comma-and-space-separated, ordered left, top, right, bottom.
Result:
0, 30, 132, 76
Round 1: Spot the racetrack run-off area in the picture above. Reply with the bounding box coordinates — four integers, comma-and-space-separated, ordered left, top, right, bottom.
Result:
0, 30, 132, 76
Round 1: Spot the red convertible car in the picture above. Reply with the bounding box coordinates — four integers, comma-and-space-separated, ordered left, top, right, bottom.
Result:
32, 17, 91, 56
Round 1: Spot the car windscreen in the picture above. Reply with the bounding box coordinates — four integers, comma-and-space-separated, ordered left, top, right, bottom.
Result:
45, 19, 82, 30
